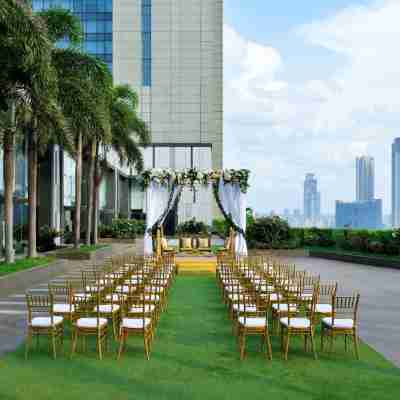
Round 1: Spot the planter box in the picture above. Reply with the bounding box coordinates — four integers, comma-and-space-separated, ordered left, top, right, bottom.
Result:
99, 238, 135, 244
249, 249, 309, 257
54, 251, 93, 260
309, 250, 400, 269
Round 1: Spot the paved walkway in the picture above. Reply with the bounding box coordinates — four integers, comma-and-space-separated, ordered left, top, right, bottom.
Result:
0, 242, 140, 355
278, 255, 400, 367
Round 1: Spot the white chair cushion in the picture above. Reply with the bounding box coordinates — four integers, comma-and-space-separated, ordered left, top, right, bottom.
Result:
95, 304, 120, 313
313, 304, 332, 314
115, 285, 131, 294
145, 286, 164, 293
121, 317, 151, 329
31, 316, 63, 327
53, 303, 74, 313
74, 293, 91, 299
228, 294, 246, 301
238, 317, 266, 328
272, 304, 297, 312
105, 294, 127, 301
232, 304, 257, 313
322, 317, 354, 329
76, 317, 107, 328
140, 294, 160, 301
130, 304, 155, 313
280, 317, 310, 329
268, 293, 281, 302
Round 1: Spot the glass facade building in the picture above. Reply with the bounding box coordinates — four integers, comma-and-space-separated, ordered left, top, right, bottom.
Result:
32, 0, 113, 71
336, 199, 383, 229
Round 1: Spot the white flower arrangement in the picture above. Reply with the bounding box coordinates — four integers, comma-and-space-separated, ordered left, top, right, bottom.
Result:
141, 168, 250, 192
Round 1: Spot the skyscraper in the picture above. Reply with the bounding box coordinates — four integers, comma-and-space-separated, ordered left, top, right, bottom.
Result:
356, 156, 374, 201
392, 138, 400, 227
303, 173, 321, 225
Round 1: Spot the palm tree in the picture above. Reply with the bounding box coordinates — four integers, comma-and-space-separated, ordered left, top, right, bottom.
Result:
0, 0, 58, 262
52, 48, 112, 249
91, 85, 150, 245
23, 8, 82, 258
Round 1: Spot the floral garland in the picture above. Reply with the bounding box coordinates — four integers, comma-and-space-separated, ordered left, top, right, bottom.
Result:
141, 168, 250, 193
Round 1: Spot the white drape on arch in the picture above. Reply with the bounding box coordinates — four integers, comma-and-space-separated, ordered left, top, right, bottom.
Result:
218, 178, 248, 255
144, 182, 170, 255
144, 177, 248, 256
144, 182, 182, 255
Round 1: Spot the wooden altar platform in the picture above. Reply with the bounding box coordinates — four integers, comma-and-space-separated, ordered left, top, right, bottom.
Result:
176, 256, 217, 274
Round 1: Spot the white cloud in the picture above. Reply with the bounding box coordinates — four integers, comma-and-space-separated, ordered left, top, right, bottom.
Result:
224, 1, 400, 215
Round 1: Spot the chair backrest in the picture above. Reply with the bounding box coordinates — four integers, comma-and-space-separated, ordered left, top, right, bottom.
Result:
330, 293, 360, 325
26, 293, 54, 324
319, 282, 338, 302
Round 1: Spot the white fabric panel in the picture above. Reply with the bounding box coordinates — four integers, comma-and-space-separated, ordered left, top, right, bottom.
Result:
217, 178, 248, 255
144, 181, 170, 255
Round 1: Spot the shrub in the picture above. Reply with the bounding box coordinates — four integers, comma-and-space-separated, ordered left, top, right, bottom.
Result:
99, 219, 144, 239
246, 216, 291, 249
37, 225, 62, 252
211, 218, 229, 238
368, 241, 385, 254
176, 218, 210, 235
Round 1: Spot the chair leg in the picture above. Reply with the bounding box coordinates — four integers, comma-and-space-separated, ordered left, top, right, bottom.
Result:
304, 335, 308, 352
284, 331, 290, 361
144, 335, 150, 360
265, 330, 273, 361
25, 330, 32, 360
310, 332, 317, 360
321, 326, 325, 352
239, 332, 246, 360
117, 331, 125, 360
70, 330, 78, 359
51, 332, 57, 360
353, 331, 360, 360
329, 332, 334, 353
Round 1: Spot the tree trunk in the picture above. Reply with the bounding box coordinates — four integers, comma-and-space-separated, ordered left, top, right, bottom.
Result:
85, 141, 95, 245
92, 141, 100, 245
74, 132, 82, 249
27, 128, 38, 258
3, 103, 16, 263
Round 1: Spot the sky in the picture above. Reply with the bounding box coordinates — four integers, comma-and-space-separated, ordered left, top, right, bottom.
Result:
223, 0, 400, 215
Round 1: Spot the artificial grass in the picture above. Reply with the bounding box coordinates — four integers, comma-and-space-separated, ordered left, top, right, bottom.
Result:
0, 276, 398, 400
0, 256, 55, 277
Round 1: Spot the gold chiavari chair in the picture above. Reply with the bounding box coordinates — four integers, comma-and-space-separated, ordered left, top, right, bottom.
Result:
117, 293, 154, 360
25, 293, 64, 359
71, 289, 108, 360
311, 282, 338, 320
279, 285, 318, 360
49, 281, 75, 321
321, 293, 361, 359
237, 292, 272, 360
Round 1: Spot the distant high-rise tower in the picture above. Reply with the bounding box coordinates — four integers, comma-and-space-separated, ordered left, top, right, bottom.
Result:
356, 156, 374, 201
392, 139, 400, 227
304, 174, 321, 224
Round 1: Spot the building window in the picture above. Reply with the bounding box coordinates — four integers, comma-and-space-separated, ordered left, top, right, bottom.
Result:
141, 0, 152, 87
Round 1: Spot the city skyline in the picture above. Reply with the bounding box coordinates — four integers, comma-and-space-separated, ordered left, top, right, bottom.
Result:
224, 0, 400, 215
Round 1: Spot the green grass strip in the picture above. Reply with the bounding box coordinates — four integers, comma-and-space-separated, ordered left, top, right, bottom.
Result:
0, 256, 55, 277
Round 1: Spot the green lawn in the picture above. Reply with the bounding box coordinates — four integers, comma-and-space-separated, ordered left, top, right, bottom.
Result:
0, 256, 55, 277
0, 276, 398, 400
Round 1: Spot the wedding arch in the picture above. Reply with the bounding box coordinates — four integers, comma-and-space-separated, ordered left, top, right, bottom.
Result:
139, 168, 250, 256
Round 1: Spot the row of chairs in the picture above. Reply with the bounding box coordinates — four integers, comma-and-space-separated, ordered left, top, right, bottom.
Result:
216, 255, 361, 360
25, 253, 177, 360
